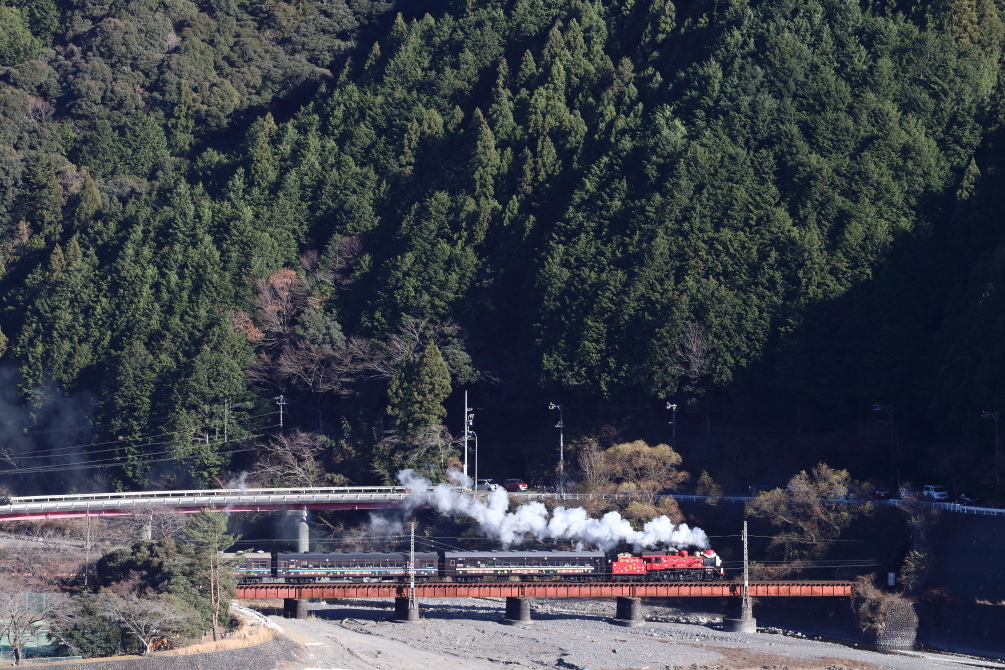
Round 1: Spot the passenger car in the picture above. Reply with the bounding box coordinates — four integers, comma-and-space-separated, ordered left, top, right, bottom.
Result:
475, 479, 499, 491
503, 478, 528, 492
922, 484, 949, 500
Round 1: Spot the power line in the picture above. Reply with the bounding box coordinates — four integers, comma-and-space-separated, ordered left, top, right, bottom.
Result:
0, 427, 278, 476
1, 410, 280, 462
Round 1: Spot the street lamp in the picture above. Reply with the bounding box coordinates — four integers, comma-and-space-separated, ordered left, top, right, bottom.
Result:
667, 402, 677, 448
872, 404, 898, 490
982, 411, 1000, 507
549, 403, 564, 495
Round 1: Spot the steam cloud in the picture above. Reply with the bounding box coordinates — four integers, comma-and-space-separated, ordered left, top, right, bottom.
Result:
397, 469, 709, 552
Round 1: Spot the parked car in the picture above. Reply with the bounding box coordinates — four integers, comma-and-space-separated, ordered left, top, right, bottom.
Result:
503, 478, 528, 492
873, 485, 891, 499
955, 493, 977, 506
922, 484, 949, 500
475, 479, 499, 492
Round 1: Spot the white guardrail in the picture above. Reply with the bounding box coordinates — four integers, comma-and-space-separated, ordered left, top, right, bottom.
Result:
0, 488, 1001, 517
0, 486, 411, 515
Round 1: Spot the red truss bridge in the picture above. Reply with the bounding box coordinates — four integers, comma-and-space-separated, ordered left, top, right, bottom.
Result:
237, 580, 854, 600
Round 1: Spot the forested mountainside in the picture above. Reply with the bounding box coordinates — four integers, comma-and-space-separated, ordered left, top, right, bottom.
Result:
1, 0, 1004, 496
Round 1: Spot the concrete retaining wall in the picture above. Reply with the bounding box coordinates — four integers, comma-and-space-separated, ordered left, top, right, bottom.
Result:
919, 514, 1005, 659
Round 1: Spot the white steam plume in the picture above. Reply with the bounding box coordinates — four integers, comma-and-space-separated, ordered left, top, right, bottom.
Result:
398, 469, 709, 552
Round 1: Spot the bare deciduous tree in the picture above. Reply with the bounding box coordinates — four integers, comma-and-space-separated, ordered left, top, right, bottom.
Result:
251, 430, 347, 487
746, 463, 875, 560
100, 593, 189, 656
600, 440, 688, 504
0, 531, 66, 666
674, 320, 714, 392
250, 268, 310, 346
0, 576, 64, 665
576, 439, 607, 492
372, 424, 459, 481
695, 470, 723, 505
299, 249, 321, 272
106, 507, 189, 542
26, 96, 53, 123
368, 316, 428, 379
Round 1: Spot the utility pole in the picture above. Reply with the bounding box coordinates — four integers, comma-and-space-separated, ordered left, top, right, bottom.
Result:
463, 392, 473, 486
275, 395, 286, 428
667, 402, 677, 448
724, 519, 756, 632
549, 403, 564, 496
408, 519, 416, 611
743, 519, 749, 612
84, 512, 91, 588
471, 431, 479, 492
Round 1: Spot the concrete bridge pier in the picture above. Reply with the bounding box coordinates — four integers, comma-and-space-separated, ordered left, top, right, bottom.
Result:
612, 596, 645, 627
722, 597, 757, 633
297, 509, 309, 552
501, 597, 533, 625
290, 509, 310, 619
394, 597, 420, 622
284, 598, 309, 619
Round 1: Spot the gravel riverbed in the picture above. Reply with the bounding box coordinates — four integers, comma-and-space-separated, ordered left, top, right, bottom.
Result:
269, 597, 1005, 670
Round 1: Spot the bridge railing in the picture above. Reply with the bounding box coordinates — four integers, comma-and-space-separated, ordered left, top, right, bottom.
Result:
888, 498, 1004, 516
4, 486, 409, 505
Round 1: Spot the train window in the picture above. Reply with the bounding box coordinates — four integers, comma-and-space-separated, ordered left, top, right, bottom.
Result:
449, 560, 455, 566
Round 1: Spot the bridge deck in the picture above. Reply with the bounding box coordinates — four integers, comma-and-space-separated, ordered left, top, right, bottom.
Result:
237, 580, 853, 599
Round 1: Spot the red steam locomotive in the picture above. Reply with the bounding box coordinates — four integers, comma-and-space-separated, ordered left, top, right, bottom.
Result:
610, 549, 725, 581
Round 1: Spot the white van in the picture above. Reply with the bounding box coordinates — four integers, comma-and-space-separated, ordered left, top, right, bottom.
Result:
922, 484, 948, 500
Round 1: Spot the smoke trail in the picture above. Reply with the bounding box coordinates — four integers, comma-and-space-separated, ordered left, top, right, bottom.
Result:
0, 364, 97, 495
397, 469, 709, 552
225, 472, 250, 491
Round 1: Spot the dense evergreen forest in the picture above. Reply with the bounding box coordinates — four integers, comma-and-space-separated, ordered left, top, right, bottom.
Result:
1, 0, 1004, 499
